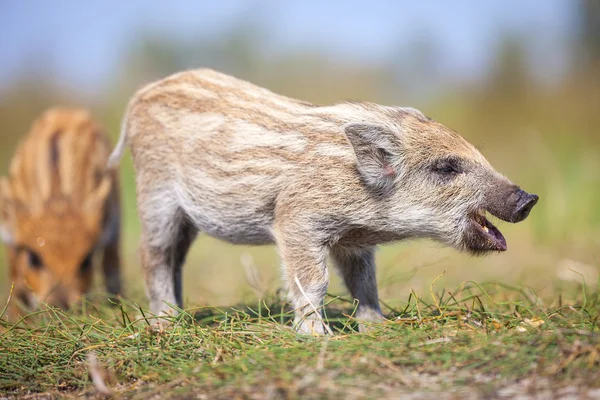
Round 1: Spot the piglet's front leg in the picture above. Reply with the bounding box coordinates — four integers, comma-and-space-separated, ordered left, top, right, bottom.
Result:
274, 221, 330, 335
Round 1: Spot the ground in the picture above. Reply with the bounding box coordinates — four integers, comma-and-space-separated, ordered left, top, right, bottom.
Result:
1, 281, 599, 400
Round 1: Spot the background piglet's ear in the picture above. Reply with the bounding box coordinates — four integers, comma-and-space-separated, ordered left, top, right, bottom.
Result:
0, 177, 15, 245
344, 123, 399, 196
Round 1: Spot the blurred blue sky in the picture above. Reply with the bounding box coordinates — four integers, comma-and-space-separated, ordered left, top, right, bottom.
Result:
0, 1, 576, 93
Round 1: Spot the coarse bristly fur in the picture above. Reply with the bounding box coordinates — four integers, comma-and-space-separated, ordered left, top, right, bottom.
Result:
0, 108, 122, 315
109, 69, 538, 335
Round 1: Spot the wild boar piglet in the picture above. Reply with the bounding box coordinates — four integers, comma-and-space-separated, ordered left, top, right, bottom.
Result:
0, 108, 121, 313
109, 69, 538, 334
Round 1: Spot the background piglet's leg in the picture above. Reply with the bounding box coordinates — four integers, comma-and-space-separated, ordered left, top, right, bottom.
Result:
102, 232, 122, 297
101, 180, 123, 298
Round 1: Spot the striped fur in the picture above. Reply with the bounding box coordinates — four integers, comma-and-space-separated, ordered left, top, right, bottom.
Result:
111, 69, 534, 334
0, 108, 121, 313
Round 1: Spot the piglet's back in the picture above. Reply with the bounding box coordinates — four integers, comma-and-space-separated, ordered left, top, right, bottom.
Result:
8, 108, 111, 211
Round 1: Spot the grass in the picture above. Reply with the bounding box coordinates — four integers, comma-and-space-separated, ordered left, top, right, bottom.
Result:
1, 280, 600, 399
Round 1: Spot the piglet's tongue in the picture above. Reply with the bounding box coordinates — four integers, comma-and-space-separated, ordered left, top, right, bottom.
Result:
483, 217, 507, 251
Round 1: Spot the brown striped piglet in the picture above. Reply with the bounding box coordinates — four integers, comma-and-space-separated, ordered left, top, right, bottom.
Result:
0, 108, 121, 314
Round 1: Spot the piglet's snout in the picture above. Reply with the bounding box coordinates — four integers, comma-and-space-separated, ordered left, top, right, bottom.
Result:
486, 185, 538, 223
510, 189, 538, 223
47, 291, 71, 310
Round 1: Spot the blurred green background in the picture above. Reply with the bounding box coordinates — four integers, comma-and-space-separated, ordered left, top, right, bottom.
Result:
0, 1, 599, 308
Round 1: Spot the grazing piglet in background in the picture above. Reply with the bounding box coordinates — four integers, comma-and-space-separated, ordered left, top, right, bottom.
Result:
109, 69, 538, 334
0, 108, 121, 313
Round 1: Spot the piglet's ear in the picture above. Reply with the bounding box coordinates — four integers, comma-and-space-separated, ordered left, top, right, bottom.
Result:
344, 123, 399, 196
0, 177, 15, 245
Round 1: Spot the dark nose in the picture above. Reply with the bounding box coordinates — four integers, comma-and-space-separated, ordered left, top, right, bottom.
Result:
511, 190, 539, 223
52, 295, 71, 310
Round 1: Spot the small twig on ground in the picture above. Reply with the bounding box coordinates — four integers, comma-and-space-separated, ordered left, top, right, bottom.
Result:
87, 352, 112, 396
413, 337, 452, 347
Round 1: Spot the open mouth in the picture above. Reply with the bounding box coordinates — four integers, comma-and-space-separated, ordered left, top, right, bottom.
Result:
470, 211, 507, 251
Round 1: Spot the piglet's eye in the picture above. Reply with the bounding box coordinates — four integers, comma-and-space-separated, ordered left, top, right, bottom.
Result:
432, 158, 462, 175
27, 250, 43, 270
436, 164, 457, 174
80, 252, 93, 273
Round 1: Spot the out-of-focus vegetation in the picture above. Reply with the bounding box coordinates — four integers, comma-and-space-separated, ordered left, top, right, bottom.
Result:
0, 2, 599, 310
